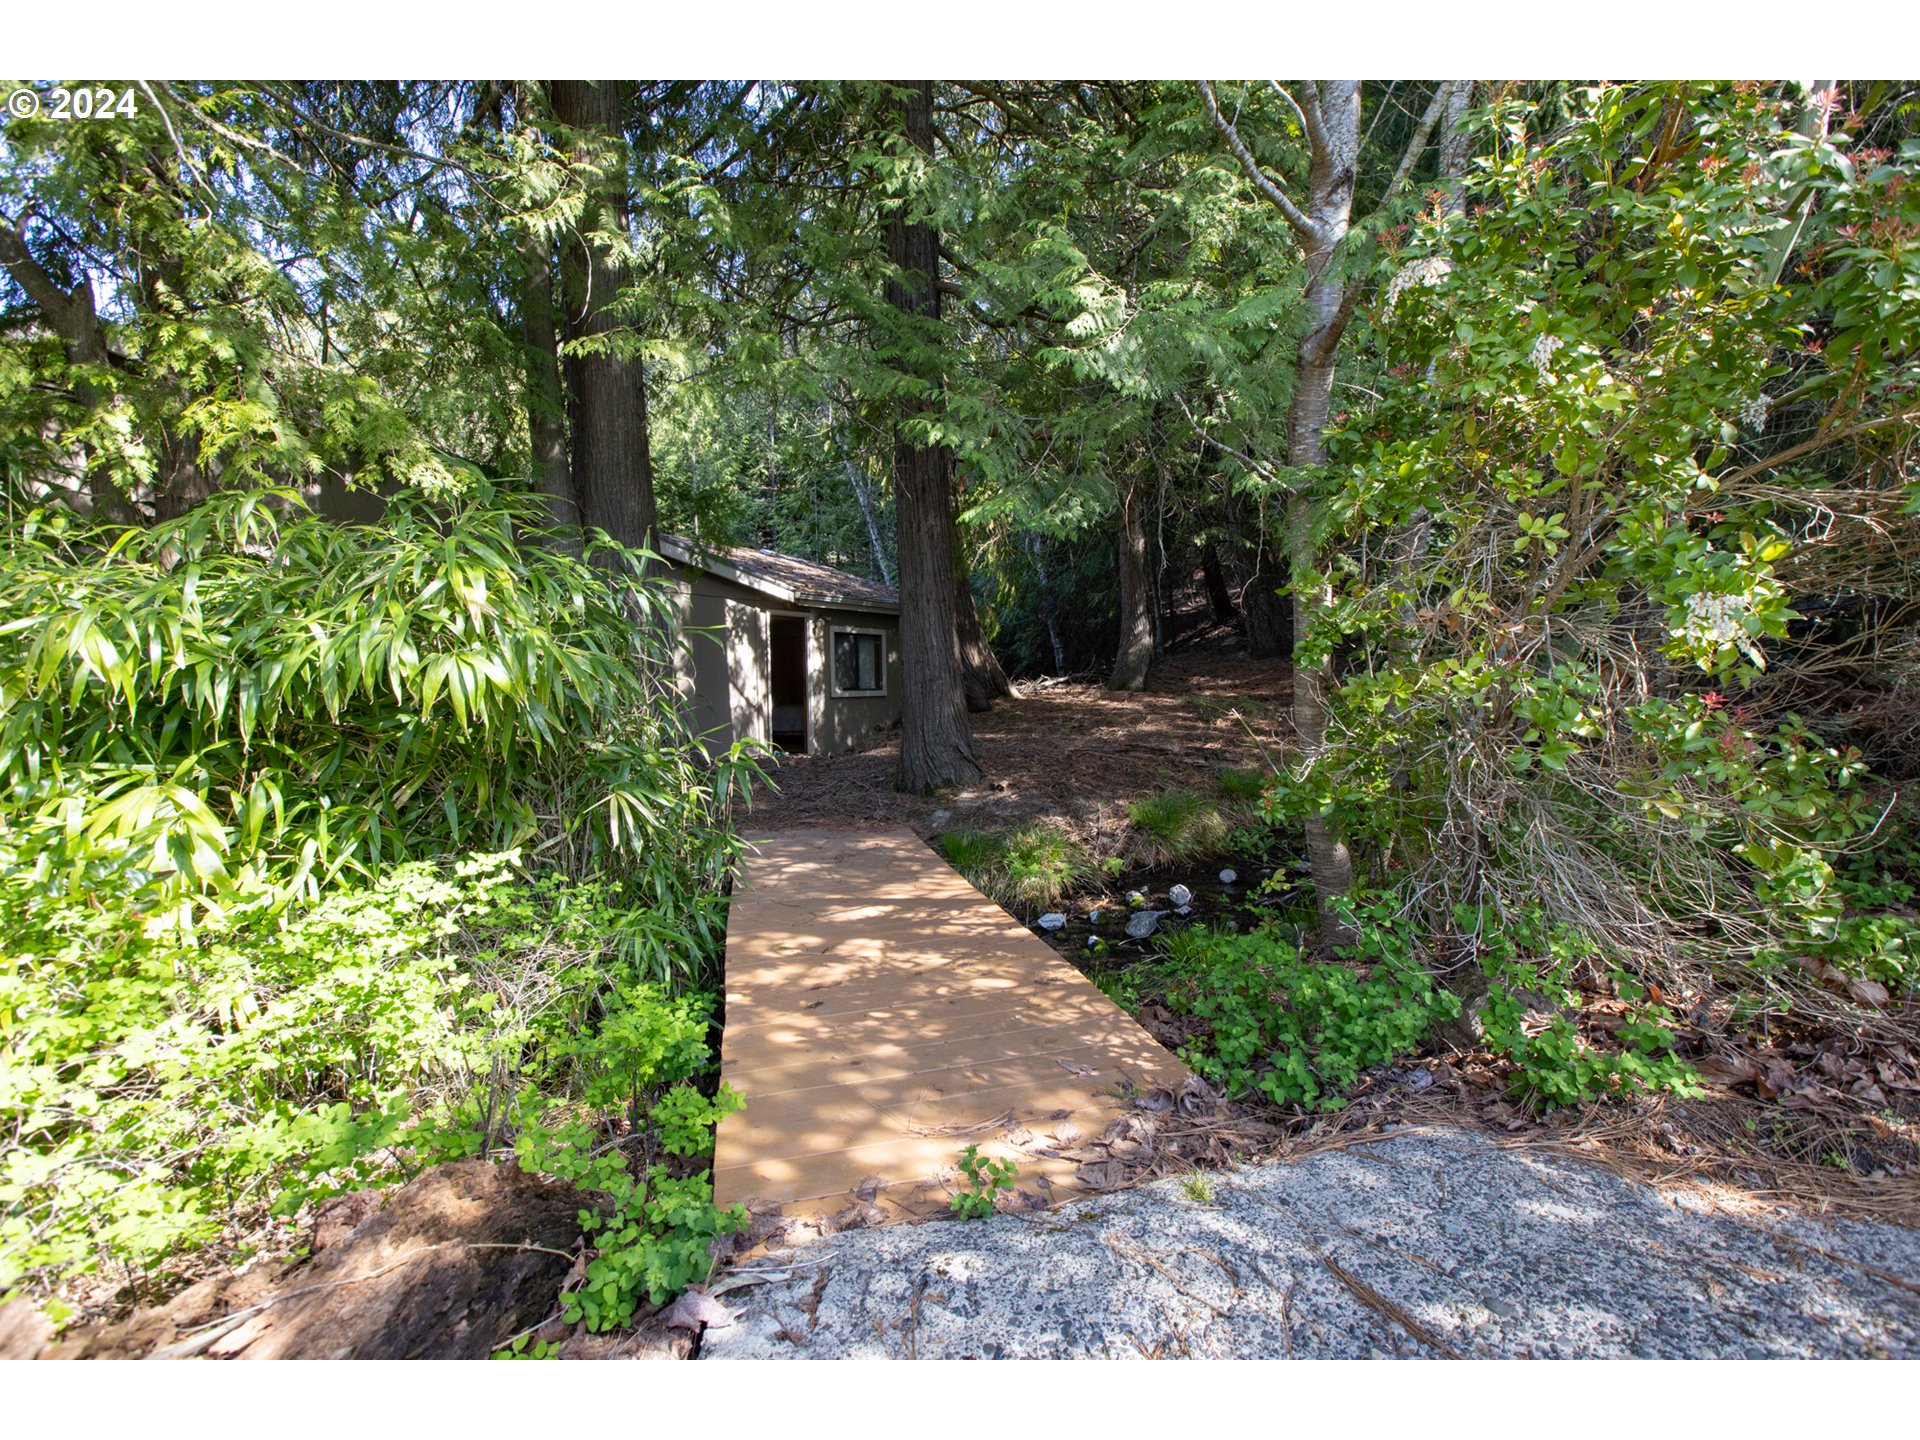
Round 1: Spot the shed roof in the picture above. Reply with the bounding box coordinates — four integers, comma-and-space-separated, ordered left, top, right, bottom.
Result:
658, 534, 899, 613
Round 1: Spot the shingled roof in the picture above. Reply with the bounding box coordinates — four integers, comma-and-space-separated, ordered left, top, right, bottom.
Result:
657, 534, 899, 612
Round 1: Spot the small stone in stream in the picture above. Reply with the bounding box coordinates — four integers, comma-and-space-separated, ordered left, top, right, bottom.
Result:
1036, 913, 1066, 932
1084, 935, 1102, 950
1175, 905, 1191, 917
1125, 910, 1165, 940
1126, 890, 1146, 908
1088, 910, 1103, 925
1169, 884, 1192, 907
1219, 868, 1238, 885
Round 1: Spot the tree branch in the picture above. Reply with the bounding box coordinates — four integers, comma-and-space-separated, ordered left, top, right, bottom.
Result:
1384, 82, 1458, 201
1293, 81, 1331, 158
1196, 81, 1317, 243
0, 216, 80, 333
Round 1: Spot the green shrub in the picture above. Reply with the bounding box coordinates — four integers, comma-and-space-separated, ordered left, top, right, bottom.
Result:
1153, 922, 1458, 1110
0, 489, 759, 973
1127, 791, 1229, 865
0, 849, 745, 1304
1468, 910, 1701, 1109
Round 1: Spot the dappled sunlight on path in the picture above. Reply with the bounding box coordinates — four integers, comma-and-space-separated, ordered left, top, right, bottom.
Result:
713, 829, 1191, 1224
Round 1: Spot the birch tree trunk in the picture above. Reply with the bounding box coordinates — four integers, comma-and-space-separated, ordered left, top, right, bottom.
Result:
1109, 475, 1156, 691
1199, 78, 1466, 948
830, 410, 895, 586
1284, 82, 1363, 947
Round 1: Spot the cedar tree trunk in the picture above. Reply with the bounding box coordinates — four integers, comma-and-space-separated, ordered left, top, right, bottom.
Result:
886, 81, 983, 792
548, 81, 656, 560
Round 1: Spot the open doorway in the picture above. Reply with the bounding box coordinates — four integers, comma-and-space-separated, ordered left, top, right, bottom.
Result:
769, 615, 809, 754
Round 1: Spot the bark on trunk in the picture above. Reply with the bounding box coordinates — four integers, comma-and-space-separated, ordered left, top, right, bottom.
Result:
0, 217, 136, 522
151, 427, 211, 523
1437, 80, 1474, 215
519, 225, 582, 551
885, 81, 983, 793
548, 81, 656, 562
1223, 493, 1291, 658
954, 542, 1015, 711
1110, 477, 1155, 691
1028, 533, 1067, 674
1285, 82, 1364, 949
1201, 540, 1236, 623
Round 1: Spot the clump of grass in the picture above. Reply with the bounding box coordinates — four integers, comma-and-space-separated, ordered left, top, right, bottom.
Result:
1127, 790, 1229, 865
1216, 766, 1268, 805
937, 822, 1095, 909
1002, 822, 1098, 906
938, 827, 1006, 879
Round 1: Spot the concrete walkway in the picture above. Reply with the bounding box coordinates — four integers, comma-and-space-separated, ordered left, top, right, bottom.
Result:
713, 829, 1190, 1224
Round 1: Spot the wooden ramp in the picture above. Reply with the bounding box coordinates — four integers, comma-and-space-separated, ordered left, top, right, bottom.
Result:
713, 828, 1191, 1223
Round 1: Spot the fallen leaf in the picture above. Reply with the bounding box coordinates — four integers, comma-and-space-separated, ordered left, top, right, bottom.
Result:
1696, 1054, 1758, 1088
1848, 977, 1891, 1007
825, 1201, 887, 1233
662, 1290, 735, 1332
1132, 1088, 1175, 1114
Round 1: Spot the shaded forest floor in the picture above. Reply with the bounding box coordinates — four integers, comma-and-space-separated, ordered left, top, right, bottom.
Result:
735, 632, 1290, 858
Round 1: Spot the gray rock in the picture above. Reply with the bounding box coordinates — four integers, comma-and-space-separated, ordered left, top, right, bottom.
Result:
1088, 911, 1103, 925
1175, 905, 1192, 917
1169, 883, 1193, 907
1125, 910, 1165, 940
1219, 868, 1238, 885
1126, 890, 1147, 908
701, 1127, 1920, 1360
1035, 913, 1066, 932
929, 809, 952, 828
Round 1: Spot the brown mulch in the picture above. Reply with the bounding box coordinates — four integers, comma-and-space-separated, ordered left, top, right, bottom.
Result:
733, 645, 1293, 845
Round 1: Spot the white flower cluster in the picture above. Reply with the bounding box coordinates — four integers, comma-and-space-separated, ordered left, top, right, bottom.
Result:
1529, 332, 1564, 382
1681, 591, 1765, 666
1739, 393, 1771, 433
1383, 255, 1452, 313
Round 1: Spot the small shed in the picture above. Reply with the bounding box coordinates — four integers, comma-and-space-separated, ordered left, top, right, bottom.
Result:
658, 534, 901, 758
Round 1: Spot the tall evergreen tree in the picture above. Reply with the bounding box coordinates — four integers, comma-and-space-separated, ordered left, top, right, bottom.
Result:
883, 81, 984, 791
547, 80, 657, 557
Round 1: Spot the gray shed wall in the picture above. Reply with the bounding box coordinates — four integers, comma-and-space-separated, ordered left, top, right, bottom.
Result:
662, 561, 898, 758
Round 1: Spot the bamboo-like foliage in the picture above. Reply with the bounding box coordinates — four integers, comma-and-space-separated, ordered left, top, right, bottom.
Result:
0, 488, 759, 972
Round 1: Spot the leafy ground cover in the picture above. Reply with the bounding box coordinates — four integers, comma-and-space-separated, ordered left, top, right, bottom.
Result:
0, 493, 760, 1331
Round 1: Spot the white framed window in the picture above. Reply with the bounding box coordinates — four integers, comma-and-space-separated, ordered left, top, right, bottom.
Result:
830, 626, 887, 697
